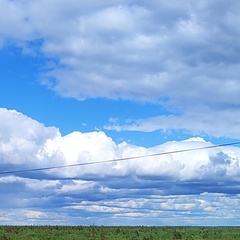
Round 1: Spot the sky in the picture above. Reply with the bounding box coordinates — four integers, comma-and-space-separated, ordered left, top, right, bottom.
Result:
1, 0, 240, 226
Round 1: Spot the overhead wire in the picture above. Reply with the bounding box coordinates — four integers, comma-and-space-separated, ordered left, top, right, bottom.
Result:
0, 141, 240, 176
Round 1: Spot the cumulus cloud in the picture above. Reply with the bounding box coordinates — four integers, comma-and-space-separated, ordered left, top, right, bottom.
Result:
1, 0, 240, 138
1, 107, 240, 184
1, 1, 240, 102
0, 108, 59, 168
1, 108, 240, 224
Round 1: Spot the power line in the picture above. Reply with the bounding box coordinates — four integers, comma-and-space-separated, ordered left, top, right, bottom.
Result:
0, 141, 240, 176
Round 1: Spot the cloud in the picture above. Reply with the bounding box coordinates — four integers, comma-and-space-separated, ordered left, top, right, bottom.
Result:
24, 210, 47, 219
0, 108, 59, 167
1, 108, 240, 224
104, 107, 240, 138
1, 0, 240, 224
61, 193, 240, 225
1, 0, 240, 138
1, 107, 240, 184
1, 0, 240, 100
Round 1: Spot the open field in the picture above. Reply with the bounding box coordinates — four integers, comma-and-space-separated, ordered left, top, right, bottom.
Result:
0, 226, 240, 240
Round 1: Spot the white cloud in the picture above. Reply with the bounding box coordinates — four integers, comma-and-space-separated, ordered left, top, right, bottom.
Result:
24, 210, 47, 219
1, 0, 240, 138
0, 108, 59, 166
0, 0, 236, 225
104, 106, 240, 139
0, 0, 35, 41
1, 107, 240, 225
1, 107, 240, 183
62, 193, 240, 225
0, 0, 239, 100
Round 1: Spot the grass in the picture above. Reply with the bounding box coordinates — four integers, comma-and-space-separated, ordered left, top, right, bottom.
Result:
0, 225, 240, 239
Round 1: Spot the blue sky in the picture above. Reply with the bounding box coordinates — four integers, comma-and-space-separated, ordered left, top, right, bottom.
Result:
1, 0, 240, 226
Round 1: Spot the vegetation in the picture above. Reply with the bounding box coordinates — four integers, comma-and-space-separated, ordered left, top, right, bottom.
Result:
0, 225, 240, 240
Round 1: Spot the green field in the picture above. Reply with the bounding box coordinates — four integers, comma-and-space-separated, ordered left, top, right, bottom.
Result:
0, 226, 240, 240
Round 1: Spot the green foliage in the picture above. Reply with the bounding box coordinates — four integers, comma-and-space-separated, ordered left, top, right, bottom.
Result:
0, 226, 240, 240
